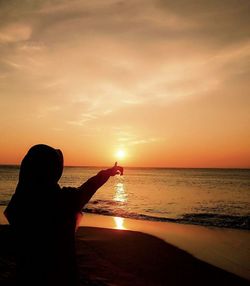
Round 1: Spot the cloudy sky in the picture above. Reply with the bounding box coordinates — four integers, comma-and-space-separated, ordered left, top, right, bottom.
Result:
0, 0, 249, 167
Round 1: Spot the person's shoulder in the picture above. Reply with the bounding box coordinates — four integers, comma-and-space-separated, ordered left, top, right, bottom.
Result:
56, 186, 81, 214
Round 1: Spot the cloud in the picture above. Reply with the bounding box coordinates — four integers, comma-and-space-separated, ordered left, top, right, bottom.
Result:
157, 0, 250, 44
0, 23, 32, 43
128, 137, 163, 146
114, 127, 164, 147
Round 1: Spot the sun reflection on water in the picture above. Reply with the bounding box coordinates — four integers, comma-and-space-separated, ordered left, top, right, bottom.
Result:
113, 216, 126, 230
114, 182, 127, 202
112, 178, 127, 229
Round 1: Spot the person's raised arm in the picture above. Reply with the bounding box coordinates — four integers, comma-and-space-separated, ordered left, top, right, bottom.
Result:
75, 162, 123, 211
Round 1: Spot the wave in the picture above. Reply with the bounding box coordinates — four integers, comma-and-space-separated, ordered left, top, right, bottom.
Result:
0, 200, 8, 206
179, 213, 250, 230
1, 197, 249, 230
82, 207, 250, 230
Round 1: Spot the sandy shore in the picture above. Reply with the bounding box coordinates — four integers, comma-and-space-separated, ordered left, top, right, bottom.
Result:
78, 213, 250, 280
0, 207, 249, 285
0, 224, 249, 286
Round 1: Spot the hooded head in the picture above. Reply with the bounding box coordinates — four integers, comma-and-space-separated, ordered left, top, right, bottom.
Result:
19, 144, 64, 188
4, 144, 64, 225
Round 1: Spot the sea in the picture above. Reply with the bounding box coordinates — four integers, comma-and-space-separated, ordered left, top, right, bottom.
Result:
0, 165, 249, 230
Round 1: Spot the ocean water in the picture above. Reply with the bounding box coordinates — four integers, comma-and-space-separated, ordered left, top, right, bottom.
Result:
0, 165, 249, 230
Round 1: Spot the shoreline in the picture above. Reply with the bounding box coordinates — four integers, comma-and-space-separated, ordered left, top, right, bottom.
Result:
0, 207, 249, 280
76, 226, 249, 286
0, 224, 249, 286
80, 213, 250, 280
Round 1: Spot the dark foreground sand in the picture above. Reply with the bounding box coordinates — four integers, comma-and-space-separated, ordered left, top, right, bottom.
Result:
0, 225, 249, 286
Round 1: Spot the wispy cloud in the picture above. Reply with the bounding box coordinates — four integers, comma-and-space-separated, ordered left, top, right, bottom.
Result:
128, 137, 164, 146
0, 23, 32, 43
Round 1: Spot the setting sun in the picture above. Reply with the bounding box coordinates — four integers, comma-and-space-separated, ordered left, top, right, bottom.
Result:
115, 149, 126, 160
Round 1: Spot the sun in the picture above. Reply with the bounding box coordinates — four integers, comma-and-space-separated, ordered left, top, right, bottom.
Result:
115, 149, 126, 160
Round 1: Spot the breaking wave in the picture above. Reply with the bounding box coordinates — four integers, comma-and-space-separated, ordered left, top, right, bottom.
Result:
83, 201, 250, 230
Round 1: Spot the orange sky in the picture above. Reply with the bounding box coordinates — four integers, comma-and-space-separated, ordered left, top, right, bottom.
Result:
0, 0, 249, 168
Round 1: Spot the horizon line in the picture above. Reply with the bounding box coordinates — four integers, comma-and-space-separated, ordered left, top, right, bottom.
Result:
0, 163, 249, 170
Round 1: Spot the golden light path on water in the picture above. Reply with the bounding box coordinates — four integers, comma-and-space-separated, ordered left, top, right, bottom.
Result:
113, 178, 127, 229
114, 182, 127, 202
113, 217, 126, 230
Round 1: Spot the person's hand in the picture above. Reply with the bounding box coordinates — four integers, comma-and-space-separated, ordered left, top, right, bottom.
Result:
107, 162, 123, 176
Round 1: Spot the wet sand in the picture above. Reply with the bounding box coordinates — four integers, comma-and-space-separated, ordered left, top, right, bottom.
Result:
0, 224, 249, 286
79, 213, 250, 280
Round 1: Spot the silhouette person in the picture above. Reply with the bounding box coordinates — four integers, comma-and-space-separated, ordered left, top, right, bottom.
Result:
4, 144, 123, 286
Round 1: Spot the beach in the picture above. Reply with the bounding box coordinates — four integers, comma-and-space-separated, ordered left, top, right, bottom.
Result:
79, 213, 250, 280
75, 226, 250, 286
0, 211, 249, 286
75, 226, 249, 286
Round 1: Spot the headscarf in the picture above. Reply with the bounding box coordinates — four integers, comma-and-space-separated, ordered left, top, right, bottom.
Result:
4, 144, 64, 225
